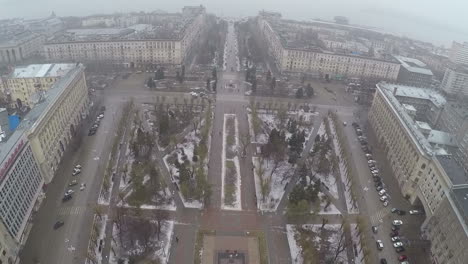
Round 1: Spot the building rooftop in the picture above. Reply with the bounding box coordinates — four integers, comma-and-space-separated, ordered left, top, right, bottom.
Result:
394, 55, 434, 75
9, 63, 76, 79
451, 188, 468, 233
428, 130, 458, 147
0, 30, 41, 49
0, 64, 83, 166
391, 84, 446, 108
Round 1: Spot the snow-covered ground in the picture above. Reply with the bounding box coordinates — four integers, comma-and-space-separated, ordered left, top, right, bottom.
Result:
110, 220, 174, 264
252, 157, 292, 212
286, 224, 348, 264
118, 187, 177, 211
86, 214, 108, 264
98, 153, 114, 206
328, 118, 359, 214
312, 192, 341, 215
221, 114, 242, 210
163, 113, 212, 209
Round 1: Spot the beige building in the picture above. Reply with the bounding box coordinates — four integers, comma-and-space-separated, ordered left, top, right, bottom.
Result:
0, 31, 45, 64
1, 63, 77, 108
257, 15, 401, 80
369, 82, 468, 264
440, 64, 468, 97
44, 7, 205, 66
26, 64, 89, 182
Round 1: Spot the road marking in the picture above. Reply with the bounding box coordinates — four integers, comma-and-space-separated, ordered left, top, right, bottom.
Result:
370, 208, 389, 226
58, 206, 85, 216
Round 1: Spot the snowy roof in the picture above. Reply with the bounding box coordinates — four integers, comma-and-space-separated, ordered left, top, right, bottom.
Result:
416, 121, 432, 131
402, 104, 416, 112
394, 55, 433, 75
386, 83, 446, 108
10, 64, 77, 79
66, 28, 132, 36
427, 130, 457, 147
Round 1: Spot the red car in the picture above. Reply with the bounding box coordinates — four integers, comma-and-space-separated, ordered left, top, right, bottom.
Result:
399, 255, 408, 261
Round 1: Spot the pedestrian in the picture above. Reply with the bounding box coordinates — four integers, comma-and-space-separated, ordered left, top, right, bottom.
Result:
175, 236, 179, 243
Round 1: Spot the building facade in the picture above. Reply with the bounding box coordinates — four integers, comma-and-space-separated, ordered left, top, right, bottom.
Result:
27, 64, 89, 183
0, 31, 45, 65
257, 15, 401, 81
368, 82, 468, 264
1, 63, 77, 108
449, 41, 468, 65
440, 65, 468, 97
394, 56, 433, 87
0, 130, 43, 264
44, 8, 205, 66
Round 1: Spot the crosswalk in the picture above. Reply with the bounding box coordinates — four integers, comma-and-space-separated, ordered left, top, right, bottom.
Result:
370, 208, 389, 226
57, 206, 85, 216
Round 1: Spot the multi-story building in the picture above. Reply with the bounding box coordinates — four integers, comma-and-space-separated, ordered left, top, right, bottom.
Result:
394, 55, 434, 87
0, 115, 44, 264
0, 31, 46, 65
44, 7, 206, 66
24, 13, 64, 37
449, 41, 468, 65
440, 64, 468, 97
1, 63, 77, 108
257, 14, 401, 81
369, 82, 468, 264
26, 64, 89, 182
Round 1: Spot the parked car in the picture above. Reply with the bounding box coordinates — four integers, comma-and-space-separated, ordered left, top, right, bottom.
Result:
72, 168, 81, 176
53, 221, 64, 229
390, 230, 399, 237
375, 182, 384, 187
409, 210, 423, 215
391, 236, 401, 242
376, 240, 384, 250
69, 180, 78, 187
74, 164, 82, 169
62, 194, 72, 202
378, 189, 387, 196
380, 196, 388, 202
393, 242, 404, 248
100, 106, 106, 112
391, 225, 400, 231
88, 129, 96, 136
383, 201, 389, 207
399, 255, 408, 261
392, 220, 403, 226
396, 247, 405, 253
400, 261, 409, 264
80, 183, 86, 191
397, 210, 406, 216
374, 177, 382, 182
376, 185, 384, 191
391, 208, 399, 213
372, 226, 378, 233
380, 259, 387, 264
65, 189, 74, 195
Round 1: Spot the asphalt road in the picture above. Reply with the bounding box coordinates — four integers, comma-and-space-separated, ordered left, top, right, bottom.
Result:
20, 96, 122, 264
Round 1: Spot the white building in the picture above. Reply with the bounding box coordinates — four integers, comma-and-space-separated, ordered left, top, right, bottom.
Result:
45, 8, 206, 66
449, 41, 468, 65
0, 125, 43, 264
0, 31, 46, 64
440, 64, 468, 97
257, 15, 400, 81
369, 82, 468, 264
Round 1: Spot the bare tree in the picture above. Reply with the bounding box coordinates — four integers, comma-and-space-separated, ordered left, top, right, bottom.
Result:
153, 210, 169, 240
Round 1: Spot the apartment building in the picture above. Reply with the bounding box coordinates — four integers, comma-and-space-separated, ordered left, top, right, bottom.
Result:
0, 31, 45, 64
368, 82, 468, 264
449, 41, 468, 65
1, 63, 77, 108
44, 7, 206, 66
26, 64, 89, 183
0, 129, 43, 264
440, 64, 468, 97
257, 14, 401, 81
394, 55, 433, 87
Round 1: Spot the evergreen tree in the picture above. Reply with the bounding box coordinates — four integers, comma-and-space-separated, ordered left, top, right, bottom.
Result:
296, 87, 304, 98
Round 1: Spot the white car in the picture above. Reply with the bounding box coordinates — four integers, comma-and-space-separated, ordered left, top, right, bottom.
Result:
392, 220, 403, 226
393, 242, 404, 248
80, 183, 86, 191
391, 236, 400, 242
409, 210, 422, 215
376, 240, 384, 250
383, 201, 389, 207
72, 168, 81, 176
368, 160, 376, 164
74, 164, 82, 169
65, 189, 74, 195
380, 196, 388, 202
378, 189, 387, 196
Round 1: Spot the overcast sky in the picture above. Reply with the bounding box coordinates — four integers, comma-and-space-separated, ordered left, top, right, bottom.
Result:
1, 0, 468, 46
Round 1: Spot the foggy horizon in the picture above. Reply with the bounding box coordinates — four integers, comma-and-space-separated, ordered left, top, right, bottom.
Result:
2, 0, 468, 46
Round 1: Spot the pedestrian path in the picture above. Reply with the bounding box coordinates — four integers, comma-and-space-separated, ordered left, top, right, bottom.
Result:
57, 206, 86, 216
370, 208, 389, 226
